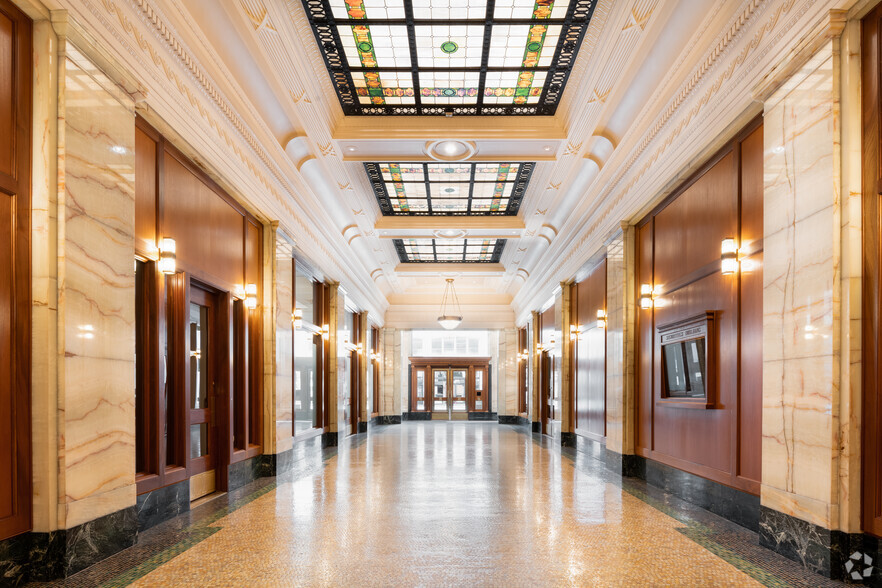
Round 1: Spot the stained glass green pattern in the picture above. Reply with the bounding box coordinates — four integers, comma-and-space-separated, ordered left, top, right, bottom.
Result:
365, 161, 533, 215
394, 238, 505, 263
302, 0, 598, 115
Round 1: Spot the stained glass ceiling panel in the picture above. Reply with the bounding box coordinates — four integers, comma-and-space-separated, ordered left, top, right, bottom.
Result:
394, 238, 506, 262
303, 0, 598, 115
365, 161, 533, 215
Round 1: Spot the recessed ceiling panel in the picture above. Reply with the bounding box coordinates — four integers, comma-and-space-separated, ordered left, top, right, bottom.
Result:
394, 238, 505, 262
302, 0, 598, 115
366, 161, 533, 215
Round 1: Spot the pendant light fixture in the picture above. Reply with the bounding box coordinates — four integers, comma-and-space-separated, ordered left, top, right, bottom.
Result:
437, 278, 463, 330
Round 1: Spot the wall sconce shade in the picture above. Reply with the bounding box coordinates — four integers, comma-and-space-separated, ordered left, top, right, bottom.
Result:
721, 238, 739, 275
292, 308, 303, 329
569, 324, 580, 341
596, 309, 607, 329
639, 284, 653, 309
158, 238, 176, 274
244, 283, 258, 309
322, 324, 330, 341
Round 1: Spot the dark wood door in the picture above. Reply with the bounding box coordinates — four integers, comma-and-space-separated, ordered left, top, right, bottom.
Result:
188, 286, 218, 500
0, 0, 31, 542
540, 351, 552, 435
863, 3, 882, 538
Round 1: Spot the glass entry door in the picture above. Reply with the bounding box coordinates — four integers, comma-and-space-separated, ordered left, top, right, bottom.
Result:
430, 368, 468, 419
432, 369, 448, 415
188, 286, 217, 501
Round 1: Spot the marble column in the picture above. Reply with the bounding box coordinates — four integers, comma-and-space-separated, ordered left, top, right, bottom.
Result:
31, 17, 60, 536
326, 283, 340, 442
273, 232, 294, 454
531, 311, 540, 428
358, 312, 369, 426
497, 328, 518, 416
759, 33, 860, 576
557, 283, 573, 442
381, 327, 398, 417
605, 225, 637, 462
52, 38, 138, 571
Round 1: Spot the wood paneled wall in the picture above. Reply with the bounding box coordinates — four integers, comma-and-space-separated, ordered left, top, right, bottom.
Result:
134, 118, 263, 494
573, 259, 606, 441
862, 4, 882, 538
635, 119, 763, 495
136, 121, 260, 291
0, 0, 31, 542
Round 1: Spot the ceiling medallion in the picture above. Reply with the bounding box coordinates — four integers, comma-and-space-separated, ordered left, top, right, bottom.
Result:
433, 229, 468, 239
425, 140, 477, 162
440, 41, 459, 54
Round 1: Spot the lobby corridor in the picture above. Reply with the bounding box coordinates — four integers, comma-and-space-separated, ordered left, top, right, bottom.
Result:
55, 423, 840, 587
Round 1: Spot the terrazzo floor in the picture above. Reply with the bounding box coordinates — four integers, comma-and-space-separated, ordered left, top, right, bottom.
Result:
43, 423, 844, 587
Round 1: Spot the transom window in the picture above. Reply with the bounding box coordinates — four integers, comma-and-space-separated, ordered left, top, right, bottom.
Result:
394, 238, 505, 263
301, 0, 598, 115
366, 162, 533, 215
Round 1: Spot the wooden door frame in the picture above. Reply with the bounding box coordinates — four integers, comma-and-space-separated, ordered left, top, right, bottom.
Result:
862, 4, 882, 538
409, 357, 491, 415
0, 0, 32, 542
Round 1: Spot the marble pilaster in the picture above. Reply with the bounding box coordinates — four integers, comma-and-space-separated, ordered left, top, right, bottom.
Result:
557, 284, 572, 436
274, 236, 294, 453
499, 328, 518, 415
31, 18, 60, 534
381, 327, 397, 416
57, 46, 136, 529
761, 41, 850, 535
605, 225, 637, 456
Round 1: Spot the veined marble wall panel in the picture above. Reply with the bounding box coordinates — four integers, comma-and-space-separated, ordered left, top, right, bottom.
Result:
605, 229, 636, 456
381, 328, 396, 416
274, 239, 294, 453
761, 45, 842, 529
836, 20, 862, 534
336, 294, 349, 436
31, 19, 60, 533
500, 329, 519, 416
58, 51, 136, 528
490, 330, 501, 413
400, 331, 411, 414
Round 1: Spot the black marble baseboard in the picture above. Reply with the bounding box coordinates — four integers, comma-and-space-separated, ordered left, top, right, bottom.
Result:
0, 505, 141, 582
560, 432, 577, 447
357, 421, 369, 433
497, 415, 530, 426
137, 479, 189, 532
403, 412, 432, 421
468, 412, 497, 421
321, 431, 339, 448
759, 507, 882, 584
532, 421, 541, 433
228, 455, 266, 492
604, 448, 644, 478
637, 457, 759, 532
65, 506, 138, 576
375, 415, 402, 425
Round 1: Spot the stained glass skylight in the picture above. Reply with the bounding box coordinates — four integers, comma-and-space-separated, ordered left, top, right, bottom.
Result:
366, 161, 533, 215
394, 238, 505, 262
302, 0, 598, 115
